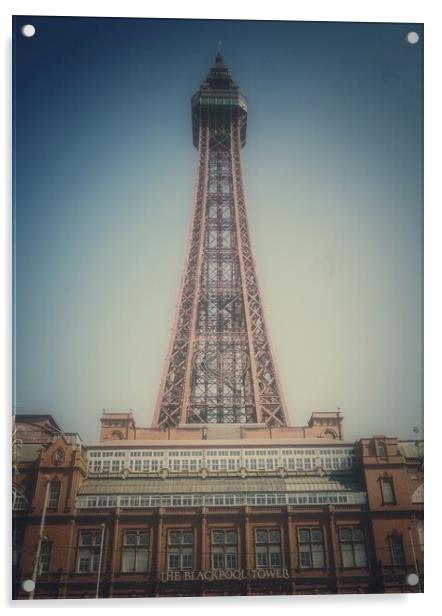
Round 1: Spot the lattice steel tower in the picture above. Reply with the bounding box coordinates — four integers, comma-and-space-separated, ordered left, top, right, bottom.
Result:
152, 51, 289, 430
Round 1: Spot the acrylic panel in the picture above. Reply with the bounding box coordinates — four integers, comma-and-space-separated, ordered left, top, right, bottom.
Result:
12, 16, 423, 599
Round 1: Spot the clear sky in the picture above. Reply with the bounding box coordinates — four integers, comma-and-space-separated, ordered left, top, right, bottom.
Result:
13, 17, 423, 443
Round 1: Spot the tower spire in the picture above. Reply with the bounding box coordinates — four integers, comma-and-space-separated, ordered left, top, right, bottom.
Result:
216, 40, 223, 64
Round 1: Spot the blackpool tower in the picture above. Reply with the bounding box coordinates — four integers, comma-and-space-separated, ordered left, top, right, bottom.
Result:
152, 52, 289, 430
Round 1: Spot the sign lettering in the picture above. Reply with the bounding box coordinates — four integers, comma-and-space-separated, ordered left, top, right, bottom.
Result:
159, 569, 290, 582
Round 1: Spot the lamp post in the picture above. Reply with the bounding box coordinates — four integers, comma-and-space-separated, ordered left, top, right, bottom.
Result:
95, 523, 106, 599
28, 476, 51, 600
408, 526, 422, 592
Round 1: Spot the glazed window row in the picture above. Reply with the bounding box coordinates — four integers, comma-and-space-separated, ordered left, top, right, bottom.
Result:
71, 526, 381, 574
76, 491, 366, 509
87, 453, 354, 474
88, 446, 353, 473
20, 522, 412, 582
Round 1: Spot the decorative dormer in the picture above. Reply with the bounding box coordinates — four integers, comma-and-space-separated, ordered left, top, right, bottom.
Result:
100, 410, 137, 441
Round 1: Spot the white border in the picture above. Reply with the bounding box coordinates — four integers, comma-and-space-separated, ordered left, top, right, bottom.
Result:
2, 1, 439, 614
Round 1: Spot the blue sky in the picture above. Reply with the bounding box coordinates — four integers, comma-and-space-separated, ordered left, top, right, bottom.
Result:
13, 17, 423, 442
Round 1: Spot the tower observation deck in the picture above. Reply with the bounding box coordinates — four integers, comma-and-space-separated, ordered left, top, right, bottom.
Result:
152, 52, 289, 430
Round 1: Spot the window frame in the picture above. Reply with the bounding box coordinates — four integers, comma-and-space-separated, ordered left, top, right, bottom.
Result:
12, 487, 28, 511
375, 439, 387, 458
380, 475, 396, 505
339, 526, 368, 569
390, 532, 406, 566
298, 527, 326, 569
254, 528, 282, 569
39, 541, 52, 575
167, 530, 194, 571
12, 525, 24, 567
211, 529, 238, 570
47, 480, 61, 510
121, 529, 150, 573
76, 530, 103, 574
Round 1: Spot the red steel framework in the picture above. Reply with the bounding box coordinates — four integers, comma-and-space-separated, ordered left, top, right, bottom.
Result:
152, 52, 289, 430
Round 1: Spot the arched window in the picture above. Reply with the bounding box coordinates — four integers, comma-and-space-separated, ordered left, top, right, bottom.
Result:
323, 429, 337, 439
112, 430, 124, 440
380, 475, 396, 504
12, 487, 28, 511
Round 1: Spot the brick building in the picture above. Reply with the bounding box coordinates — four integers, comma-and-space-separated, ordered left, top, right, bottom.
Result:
12, 412, 423, 598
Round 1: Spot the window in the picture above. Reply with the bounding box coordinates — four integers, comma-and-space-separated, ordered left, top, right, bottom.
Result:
121, 531, 149, 572
375, 439, 387, 457
39, 542, 52, 574
12, 526, 24, 567
412, 483, 424, 504
167, 530, 194, 571
77, 530, 103, 573
380, 477, 395, 504
390, 533, 406, 566
190, 459, 201, 472
12, 487, 28, 511
339, 527, 367, 568
255, 529, 281, 569
48, 480, 61, 509
298, 528, 325, 569
416, 520, 424, 554
131, 460, 142, 472
285, 458, 295, 471
212, 530, 238, 569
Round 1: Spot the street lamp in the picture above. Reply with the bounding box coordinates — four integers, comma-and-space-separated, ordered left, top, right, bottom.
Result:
95, 523, 106, 599
407, 526, 422, 592
28, 476, 51, 600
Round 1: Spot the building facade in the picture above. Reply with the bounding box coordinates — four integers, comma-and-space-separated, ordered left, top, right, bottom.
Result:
13, 413, 423, 598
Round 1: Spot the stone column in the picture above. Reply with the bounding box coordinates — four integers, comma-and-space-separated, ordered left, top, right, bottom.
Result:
59, 517, 76, 598
286, 510, 297, 594
244, 506, 251, 595
108, 510, 120, 597
201, 507, 208, 570
326, 507, 338, 593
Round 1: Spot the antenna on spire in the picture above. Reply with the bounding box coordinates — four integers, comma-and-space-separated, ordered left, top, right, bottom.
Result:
215, 40, 223, 64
